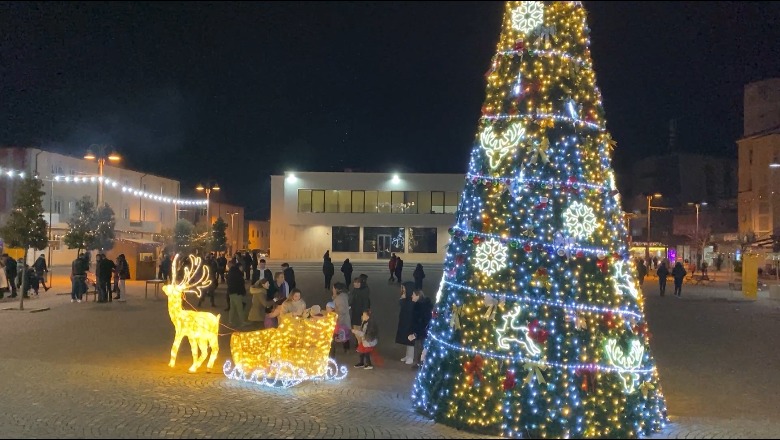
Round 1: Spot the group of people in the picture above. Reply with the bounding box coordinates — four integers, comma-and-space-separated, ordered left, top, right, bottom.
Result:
0, 253, 50, 299
69, 252, 130, 303
635, 257, 688, 297
320, 251, 427, 292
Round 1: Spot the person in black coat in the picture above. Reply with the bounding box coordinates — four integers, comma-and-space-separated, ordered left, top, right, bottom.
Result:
396, 282, 416, 365
341, 258, 353, 286
349, 277, 371, 329
409, 289, 433, 369
3, 254, 18, 298
671, 261, 687, 298
656, 261, 669, 297
226, 261, 247, 327
323, 257, 335, 289
394, 257, 404, 284
282, 263, 296, 289
413, 263, 425, 291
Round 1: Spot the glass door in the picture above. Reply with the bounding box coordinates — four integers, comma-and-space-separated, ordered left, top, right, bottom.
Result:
377, 234, 392, 259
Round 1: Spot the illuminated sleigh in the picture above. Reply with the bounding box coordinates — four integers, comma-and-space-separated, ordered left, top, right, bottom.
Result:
223, 311, 348, 388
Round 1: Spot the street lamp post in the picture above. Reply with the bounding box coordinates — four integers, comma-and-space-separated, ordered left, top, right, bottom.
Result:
645, 193, 663, 261
687, 202, 708, 265
84, 144, 121, 207
195, 181, 220, 227
227, 211, 239, 255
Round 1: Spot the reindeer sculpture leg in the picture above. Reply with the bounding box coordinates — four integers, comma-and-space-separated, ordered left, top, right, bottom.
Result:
188, 337, 201, 373
206, 333, 220, 372
169, 332, 184, 368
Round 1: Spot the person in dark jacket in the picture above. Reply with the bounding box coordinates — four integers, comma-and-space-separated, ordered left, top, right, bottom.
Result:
656, 261, 669, 297
114, 254, 130, 301
243, 252, 253, 281
341, 259, 353, 286
33, 254, 50, 292
97, 253, 116, 303
282, 263, 296, 289
349, 277, 371, 331
4, 254, 18, 298
413, 263, 425, 291
671, 262, 687, 298
257, 259, 273, 283
396, 282, 416, 365
394, 257, 404, 284
409, 290, 433, 369
216, 253, 228, 282
226, 261, 247, 327
159, 254, 172, 283
323, 256, 335, 289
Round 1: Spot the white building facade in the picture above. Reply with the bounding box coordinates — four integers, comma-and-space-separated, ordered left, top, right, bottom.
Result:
0, 147, 202, 265
270, 172, 465, 263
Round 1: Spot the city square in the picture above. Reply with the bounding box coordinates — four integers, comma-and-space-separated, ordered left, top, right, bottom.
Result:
0, 265, 778, 438
2, 1, 780, 438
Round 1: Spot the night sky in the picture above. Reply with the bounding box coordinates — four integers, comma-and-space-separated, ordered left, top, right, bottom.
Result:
2, 1, 779, 219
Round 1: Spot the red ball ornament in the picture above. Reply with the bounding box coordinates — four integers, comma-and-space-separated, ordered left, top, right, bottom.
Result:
514, 38, 525, 52
503, 370, 517, 391
455, 254, 466, 266
473, 236, 481, 245
523, 244, 532, 252
576, 251, 585, 258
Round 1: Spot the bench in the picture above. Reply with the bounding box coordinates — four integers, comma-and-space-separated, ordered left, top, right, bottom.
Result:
728, 282, 742, 291
145, 279, 165, 299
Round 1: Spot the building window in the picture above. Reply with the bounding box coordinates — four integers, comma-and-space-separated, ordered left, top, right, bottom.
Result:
404, 191, 418, 214
332, 226, 360, 252
325, 190, 338, 213
431, 191, 445, 213
160, 208, 164, 222
445, 191, 459, 213
418, 191, 432, 214
298, 189, 312, 213
53, 200, 62, 214
142, 184, 147, 192
409, 227, 438, 253
378, 191, 391, 213
365, 191, 378, 213
312, 190, 325, 213
363, 227, 404, 253
123, 208, 129, 220
142, 210, 147, 221
391, 191, 404, 213
68, 200, 76, 216
338, 190, 352, 213
352, 191, 365, 213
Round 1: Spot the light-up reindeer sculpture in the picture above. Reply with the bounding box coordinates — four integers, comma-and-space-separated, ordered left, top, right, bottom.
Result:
164, 254, 220, 373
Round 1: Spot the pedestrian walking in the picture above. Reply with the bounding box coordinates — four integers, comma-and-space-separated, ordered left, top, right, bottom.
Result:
672, 262, 687, 298
656, 261, 669, 297
115, 254, 130, 301
226, 261, 247, 327
282, 262, 296, 290
413, 263, 425, 291
635, 259, 647, 287
323, 255, 335, 290
341, 258, 353, 286
33, 254, 50, 292
394, 257, 404, 284
388, 254, 397, 282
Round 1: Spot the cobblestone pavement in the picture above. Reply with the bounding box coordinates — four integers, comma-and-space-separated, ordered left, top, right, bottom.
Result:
0, 265, 778, 438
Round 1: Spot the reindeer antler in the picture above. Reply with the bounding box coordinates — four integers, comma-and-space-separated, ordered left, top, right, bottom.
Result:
170, 254, 212, 298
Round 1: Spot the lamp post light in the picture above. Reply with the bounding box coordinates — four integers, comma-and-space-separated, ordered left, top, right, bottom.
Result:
84, 144, 120, 207
645, 193, 663, 260
227, 211, 239, 255
687, 201, 708, 265
195, 181, 220, 227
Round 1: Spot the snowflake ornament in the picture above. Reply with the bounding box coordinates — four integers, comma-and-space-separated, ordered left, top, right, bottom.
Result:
474, 238, 508, 276
511, 1, 544, 35
563, 201, 597, 239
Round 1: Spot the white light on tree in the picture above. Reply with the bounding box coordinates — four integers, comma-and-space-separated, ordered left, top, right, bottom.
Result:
563, 201, 597, 239
613, 260, 639, 299
474, 237, 508, 276
604, 338, 645, 394
511, 1, 544, 35
480, 123, 526, 169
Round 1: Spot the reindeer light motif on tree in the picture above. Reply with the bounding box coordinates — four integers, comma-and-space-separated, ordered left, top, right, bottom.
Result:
164, 254, 220, 373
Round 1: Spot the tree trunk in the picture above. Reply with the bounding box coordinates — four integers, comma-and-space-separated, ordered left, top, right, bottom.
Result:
19, 248, 28, 311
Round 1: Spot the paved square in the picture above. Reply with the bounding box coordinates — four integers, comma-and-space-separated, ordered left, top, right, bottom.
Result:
0, 264, 778, 438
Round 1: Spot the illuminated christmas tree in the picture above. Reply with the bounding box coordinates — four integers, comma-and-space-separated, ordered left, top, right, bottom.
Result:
412, 2, 668, 438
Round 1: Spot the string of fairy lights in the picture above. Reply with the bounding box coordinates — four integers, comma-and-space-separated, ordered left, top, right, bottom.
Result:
412, 2, 667, 438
